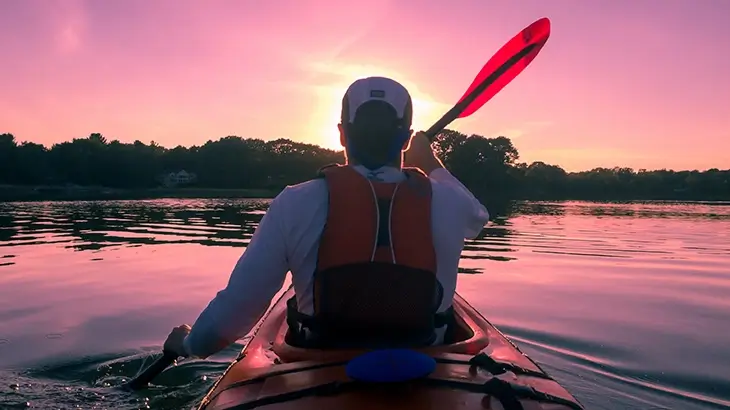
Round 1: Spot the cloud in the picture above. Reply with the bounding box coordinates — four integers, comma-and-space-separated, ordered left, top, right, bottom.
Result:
57, 21, 82, 52
53, 0, 88, 54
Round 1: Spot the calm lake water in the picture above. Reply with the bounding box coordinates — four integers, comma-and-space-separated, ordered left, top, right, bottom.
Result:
0, 199, 729, 410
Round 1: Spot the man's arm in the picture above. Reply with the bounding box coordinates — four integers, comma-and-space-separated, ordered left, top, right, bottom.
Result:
181, 194, 290, 359
404, 132, 490, 239
429, 168, 490, 239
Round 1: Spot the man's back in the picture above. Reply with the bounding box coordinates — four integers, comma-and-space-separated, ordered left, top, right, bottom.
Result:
180, 163, 489, 357
275, 165, 489, 316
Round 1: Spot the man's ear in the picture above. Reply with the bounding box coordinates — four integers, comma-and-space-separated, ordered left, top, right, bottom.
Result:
401, 129, 414, 151
338, 123, 346, 148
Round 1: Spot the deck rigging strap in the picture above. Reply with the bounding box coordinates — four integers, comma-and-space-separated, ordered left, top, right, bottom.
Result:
220, 377, 585, 410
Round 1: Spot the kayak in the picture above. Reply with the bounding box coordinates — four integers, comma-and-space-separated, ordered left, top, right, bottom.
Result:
197, 285, 584, 410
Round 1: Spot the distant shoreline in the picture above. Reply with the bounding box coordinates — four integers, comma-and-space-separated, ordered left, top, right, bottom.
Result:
2, 184, 729, 204
0, 185, 280, 202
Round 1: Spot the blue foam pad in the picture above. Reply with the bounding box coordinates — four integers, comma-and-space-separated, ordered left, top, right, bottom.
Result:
345, 349, 437, 383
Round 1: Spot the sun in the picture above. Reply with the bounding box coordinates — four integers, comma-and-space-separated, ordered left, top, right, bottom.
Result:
305, 61, 451, 150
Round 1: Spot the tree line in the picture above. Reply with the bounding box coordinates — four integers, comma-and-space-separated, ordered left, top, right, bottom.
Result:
0, 131, 728, 201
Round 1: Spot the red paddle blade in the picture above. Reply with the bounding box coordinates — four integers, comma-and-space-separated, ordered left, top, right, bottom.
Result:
456, 17, 551, 118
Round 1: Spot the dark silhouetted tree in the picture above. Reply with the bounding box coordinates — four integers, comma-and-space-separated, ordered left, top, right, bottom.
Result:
0, 130, 727, 201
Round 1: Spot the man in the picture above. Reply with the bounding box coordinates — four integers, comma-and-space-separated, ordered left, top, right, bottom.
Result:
163, 76, 490, 357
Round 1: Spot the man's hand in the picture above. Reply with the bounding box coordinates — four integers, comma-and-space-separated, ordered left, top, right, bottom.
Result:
163, 324, 191, 357
403, 132, 444, 175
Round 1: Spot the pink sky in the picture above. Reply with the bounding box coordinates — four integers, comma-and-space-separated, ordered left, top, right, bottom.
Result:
2, 0, 728, 171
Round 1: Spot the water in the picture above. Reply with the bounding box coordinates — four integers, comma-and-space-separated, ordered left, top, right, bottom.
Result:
0, 199, 729, 410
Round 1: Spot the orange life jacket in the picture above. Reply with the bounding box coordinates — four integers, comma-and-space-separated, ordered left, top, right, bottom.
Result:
286, 164, 452, 348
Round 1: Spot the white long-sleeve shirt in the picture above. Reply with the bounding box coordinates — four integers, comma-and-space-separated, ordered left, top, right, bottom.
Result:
182, 165, 490, 358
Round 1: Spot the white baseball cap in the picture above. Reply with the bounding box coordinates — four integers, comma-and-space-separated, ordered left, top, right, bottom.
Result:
340, 76, 413, 128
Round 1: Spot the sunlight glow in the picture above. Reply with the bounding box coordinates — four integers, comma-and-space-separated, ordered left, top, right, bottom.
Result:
304, 61, 452, 150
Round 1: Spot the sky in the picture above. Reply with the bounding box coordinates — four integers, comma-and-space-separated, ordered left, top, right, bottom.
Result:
1, 0, 729, 172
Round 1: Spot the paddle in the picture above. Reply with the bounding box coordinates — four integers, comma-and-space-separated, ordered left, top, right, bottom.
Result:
124, 349, 178, 391
124, 17, 552, 391
424, 17, 551, 141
